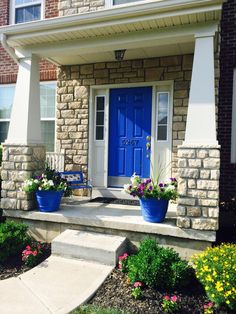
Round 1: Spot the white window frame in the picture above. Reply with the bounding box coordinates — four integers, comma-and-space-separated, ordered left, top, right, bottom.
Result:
94, 95, 106, 142
156, 91, 170, 143
105, 0, 145, 8
0, 81, 56, 151
231, 69, 236, 163
0, 83, 15, 127
10, 0, 44, 25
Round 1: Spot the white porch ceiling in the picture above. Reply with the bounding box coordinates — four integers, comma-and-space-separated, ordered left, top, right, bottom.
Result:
0, 0, 223, 65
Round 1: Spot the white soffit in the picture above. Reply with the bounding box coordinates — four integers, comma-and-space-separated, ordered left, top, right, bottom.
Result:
0, 0, 223, 64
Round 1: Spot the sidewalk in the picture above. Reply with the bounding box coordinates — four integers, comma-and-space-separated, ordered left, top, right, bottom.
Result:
0, 255, 113, 314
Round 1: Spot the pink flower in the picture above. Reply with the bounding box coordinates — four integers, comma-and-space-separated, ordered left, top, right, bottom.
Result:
25, 250, 33, 256
26, 245, 31, 250
164, 295, 170, 301
33, 250, 37, 257
118, 253, 128, 261
118, 263, 122, 269
133, 281, 142, 288
37, 243, 41, 250
171, 296, 177, 302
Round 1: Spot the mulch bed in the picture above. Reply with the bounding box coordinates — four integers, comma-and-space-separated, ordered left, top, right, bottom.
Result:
89, 270, 229, 314
0, 243, 51, 280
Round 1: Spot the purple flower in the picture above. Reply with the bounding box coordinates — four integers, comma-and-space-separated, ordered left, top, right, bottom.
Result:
148, 186, 153, 192
159, 183, 164, 188
145, 179, 152, 184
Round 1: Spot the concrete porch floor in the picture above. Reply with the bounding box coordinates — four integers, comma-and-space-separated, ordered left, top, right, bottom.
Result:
3, 196, 216, 259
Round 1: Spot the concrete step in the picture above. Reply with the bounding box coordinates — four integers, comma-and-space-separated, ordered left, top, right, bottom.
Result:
52, 229, 127, 266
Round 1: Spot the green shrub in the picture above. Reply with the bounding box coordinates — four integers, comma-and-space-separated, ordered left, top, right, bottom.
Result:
0, 220, 30, 264
191, 243, 236, 311
127, 239, 190, 290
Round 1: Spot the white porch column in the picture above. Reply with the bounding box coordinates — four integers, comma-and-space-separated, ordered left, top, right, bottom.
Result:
1, 54, 45, 211
177, 33, 220, 233
184, 34, 218, 145
6, 54, 41, 144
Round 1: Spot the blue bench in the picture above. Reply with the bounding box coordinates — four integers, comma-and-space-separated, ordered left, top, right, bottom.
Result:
60, 171, 92, 198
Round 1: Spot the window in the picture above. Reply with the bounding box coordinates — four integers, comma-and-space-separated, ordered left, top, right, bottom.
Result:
231, 69, 236, 163
95, 96, 105, 140
113, 0, 143, 4
106, 0, 143, 7
11, 0, 43, 24
156, 92, 169, 141
0, 82, 56, 152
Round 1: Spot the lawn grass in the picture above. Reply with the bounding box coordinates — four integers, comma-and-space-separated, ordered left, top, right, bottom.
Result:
71, 305, 130, 314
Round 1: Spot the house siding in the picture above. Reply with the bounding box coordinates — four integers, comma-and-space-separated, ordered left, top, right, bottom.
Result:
0, 0, 58, 85
57, 55, 193, 175
218, 0, 236, 201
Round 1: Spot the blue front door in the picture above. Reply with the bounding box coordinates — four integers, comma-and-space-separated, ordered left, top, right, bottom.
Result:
108, 87, 152, 187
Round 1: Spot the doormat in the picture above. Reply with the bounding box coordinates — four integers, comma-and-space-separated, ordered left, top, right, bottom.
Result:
89, 197, 139, 206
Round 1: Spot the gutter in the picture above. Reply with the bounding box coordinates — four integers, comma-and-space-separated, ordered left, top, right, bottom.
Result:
1, 33, 61, 66
0, 33, 19, 64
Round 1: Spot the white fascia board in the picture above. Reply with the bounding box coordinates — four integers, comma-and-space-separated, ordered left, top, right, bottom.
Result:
0, 0, 223, 39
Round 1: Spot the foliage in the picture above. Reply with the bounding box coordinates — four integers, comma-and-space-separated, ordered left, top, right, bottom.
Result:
118, 253, 129, 273
0, 220, 30, 264
161, 295, 179, 313
123, 174, 177, 201
191, 243, 236, 310
131, 282, 143, 300
71, 305, 130, 314
22, 242, 42, 267
22, 167, 71, 195
127, 239, 190, 290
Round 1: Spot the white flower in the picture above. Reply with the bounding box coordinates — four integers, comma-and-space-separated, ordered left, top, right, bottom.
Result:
131, 173, 140, 187
34, 179, 39, 184
123, 184, 131, 194
48, 180, 54, 186
165, 185, 175, 191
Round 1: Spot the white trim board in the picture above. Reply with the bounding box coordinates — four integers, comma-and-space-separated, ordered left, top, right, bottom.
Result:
88, 81, 174, 188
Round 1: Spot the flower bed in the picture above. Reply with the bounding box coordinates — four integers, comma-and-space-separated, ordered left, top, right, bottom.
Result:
87, 239, 236, 314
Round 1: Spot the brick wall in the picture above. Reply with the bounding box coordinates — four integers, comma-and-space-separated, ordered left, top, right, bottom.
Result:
218, 0, 236, 201
0, 0, 58, 85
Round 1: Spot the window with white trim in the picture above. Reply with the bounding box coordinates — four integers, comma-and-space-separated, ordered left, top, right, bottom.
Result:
106, 0, 143, 7
113, 0, 143, 5
156, 92, 169, 141
231, 69, 236, 163
11, 0, 43, 24
95, 96, 105, 141
0, 82, 56, 152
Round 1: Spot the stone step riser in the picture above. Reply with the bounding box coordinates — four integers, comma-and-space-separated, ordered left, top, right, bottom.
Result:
52, 230, 127, 266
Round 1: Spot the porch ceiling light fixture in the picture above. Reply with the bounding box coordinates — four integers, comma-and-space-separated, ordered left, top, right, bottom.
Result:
114, 49, 126, 61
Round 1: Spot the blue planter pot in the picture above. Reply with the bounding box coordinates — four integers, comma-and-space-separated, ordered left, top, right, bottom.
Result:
35, 190, 63, 212
139, 198, 169, 223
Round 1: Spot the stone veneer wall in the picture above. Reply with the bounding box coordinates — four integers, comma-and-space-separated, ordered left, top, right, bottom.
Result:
1, 144, 45, 211
59, 0, 105, 16
177, 145, 220, 231
57, 55, 193, 175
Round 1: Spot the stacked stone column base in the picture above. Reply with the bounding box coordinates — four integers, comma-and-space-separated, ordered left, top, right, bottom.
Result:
1, 144, 46, 211
177, 144, 220, 231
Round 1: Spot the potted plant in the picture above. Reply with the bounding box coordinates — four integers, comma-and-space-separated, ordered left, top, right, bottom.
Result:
123, 174, 178, 223
22, 167, 71, 212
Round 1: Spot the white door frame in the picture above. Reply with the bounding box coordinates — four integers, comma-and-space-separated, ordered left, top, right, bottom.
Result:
88, 81, 173, 188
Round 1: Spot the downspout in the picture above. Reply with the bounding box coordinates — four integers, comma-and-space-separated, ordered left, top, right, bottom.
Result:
0, 33, 20, 64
